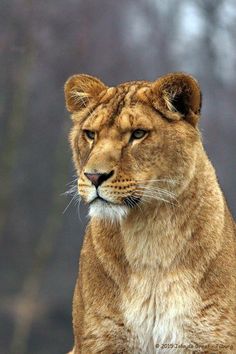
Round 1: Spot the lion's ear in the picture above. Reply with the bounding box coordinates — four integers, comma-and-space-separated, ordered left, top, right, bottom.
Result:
64, 74, 107, 113
150, 73, 202, 126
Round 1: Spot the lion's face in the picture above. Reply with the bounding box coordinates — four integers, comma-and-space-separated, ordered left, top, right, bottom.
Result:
65, 73, 201, 221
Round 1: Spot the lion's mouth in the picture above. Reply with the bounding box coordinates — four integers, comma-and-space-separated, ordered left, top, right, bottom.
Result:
90, 194, 141, 209
91, 196, 110, 204
90, 195, 119, 206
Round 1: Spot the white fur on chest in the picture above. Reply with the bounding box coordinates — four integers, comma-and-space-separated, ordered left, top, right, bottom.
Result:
122, 270, 199, 354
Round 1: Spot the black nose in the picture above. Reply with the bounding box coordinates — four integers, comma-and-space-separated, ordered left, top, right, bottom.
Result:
84, 170, 114, 188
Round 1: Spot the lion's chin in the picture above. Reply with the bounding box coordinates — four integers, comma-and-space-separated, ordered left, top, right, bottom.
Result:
88, 198, 129, 223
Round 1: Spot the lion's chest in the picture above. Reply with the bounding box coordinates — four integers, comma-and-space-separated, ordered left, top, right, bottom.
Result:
121, 271, 197, 354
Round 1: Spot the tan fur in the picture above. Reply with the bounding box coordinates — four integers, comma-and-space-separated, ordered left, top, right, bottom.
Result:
64, 73, 236, 353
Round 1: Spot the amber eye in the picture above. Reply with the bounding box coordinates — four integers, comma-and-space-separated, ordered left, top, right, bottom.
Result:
84, 130, 95, 140
131, 129, 147, 140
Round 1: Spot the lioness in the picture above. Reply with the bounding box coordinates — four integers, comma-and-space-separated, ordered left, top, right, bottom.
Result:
64, 73, 236, 354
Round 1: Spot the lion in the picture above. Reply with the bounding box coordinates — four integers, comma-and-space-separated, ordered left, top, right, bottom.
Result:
64, 72, 236, 354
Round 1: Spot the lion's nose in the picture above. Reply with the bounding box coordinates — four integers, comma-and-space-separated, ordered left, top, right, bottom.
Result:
84, 170, 114, 188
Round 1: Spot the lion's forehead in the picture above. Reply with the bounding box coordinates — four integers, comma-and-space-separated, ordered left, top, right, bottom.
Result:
82, 106, 155, 136
83, 110, 154, 132
79, 83, 151, 130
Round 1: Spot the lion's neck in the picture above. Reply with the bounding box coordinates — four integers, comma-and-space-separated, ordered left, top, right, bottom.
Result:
121, 201, 189, 269
120, 153, 224, 270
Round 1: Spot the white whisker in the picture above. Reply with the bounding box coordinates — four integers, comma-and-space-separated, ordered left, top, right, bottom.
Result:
63, 191, 79, 214
138, 185, 176, 196
135, 178, 179, 183
138, 187, 178, 202
63, 179, 84, 222
134, 191, 177, 206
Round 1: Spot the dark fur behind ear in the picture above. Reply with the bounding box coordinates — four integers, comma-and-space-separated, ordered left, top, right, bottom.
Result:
150, 73, 202, 126
64, 74, 107, 113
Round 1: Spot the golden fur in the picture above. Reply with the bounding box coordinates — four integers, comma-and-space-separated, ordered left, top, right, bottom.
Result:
64, 73, 236, 353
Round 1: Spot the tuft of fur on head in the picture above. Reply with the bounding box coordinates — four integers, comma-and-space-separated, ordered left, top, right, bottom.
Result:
89, 200, 129, 223
163, 89, 179, 113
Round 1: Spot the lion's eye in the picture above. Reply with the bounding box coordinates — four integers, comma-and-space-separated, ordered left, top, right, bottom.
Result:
84, 130, 95, 140
131, 129, 147, 140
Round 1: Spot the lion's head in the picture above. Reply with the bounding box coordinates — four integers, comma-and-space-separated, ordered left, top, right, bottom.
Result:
64, 73, 202, 221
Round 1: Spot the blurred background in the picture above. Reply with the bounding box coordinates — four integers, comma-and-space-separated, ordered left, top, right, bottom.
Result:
0, 0, 236, 353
